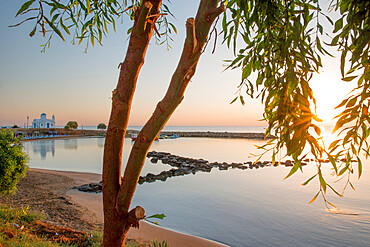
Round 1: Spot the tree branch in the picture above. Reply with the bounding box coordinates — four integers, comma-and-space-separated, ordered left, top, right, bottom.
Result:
116, 0, 225, 215
185, 18, 197, 56
102, 1, 162, 246
137, 1, 153, 36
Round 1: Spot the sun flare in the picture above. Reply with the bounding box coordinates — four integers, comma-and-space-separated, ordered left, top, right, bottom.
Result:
310, 75, 355, 127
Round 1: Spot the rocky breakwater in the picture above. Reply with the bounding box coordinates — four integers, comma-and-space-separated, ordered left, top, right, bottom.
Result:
74, 151, 310, 193
159, 131, 275, 139
140, 151, 310, 184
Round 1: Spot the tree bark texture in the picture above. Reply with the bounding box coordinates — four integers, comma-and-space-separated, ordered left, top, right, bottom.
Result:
103, 1, 224, 246
102, 1, 161, 246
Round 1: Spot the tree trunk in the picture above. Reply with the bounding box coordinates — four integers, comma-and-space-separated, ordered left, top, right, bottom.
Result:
103, 1, 224, 246
102, 1, 161, 246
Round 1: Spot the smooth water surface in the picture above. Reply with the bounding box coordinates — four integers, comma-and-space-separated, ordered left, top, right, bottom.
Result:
24, 137, 370, 247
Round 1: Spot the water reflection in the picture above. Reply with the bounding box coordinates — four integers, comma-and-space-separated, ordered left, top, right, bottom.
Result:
64, 139, 78, 150
97, 137, 105, 148
31, 140, 55, 159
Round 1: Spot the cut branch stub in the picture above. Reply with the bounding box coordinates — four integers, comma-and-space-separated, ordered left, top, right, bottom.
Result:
186, 18, 197, 56
127, 206, 145, 229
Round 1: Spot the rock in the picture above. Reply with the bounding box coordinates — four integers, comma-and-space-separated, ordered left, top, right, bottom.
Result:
173, 169, 186, 176
218, 164, 228, 170
263, 161, 271, 167
89, 184, 101, 193
146, 177, 156, 183
169, 168, 177, 175
156, 174, 168, 181
231, 163, 242, 168
138, 176, 145, 184
210, 162, 219, 167
161, 158, 169, 164
76, 185, 89, 192
150, 157, 158, 163
147, 151, 156, 158
285, 160, 294, 167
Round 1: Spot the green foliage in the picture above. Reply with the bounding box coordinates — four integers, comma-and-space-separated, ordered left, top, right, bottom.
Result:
97, 123, 107, 130
224, 0, 369, 207
0, 203, 103, 246
0, 129, 29, 195
65, 121, 78, 130
149, 238, 169, 247
328, 0, 370, 180
223, 0, 325, 176
145, 213, 166, 225
13, 0, 177, 52
0, 204, 42, 225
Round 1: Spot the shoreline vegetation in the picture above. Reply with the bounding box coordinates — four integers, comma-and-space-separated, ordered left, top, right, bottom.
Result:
0, 168, 228, 247
12, 128, 274, 141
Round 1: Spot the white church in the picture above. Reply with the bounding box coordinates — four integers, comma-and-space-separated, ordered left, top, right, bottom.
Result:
32, 113, 55, 128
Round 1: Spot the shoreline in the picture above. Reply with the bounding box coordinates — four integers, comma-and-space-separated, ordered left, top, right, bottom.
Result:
4, 168, 229, 247
13, 127, 274, 140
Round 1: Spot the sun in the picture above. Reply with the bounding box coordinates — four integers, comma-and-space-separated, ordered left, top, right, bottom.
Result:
309, 75, 354, 127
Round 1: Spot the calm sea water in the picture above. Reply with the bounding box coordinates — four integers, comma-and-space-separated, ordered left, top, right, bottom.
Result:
23, 135, 370, 247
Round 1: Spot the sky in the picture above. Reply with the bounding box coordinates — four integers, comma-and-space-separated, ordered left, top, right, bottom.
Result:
0, 0, 355, 128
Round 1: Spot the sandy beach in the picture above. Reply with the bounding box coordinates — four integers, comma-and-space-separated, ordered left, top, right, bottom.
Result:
1, 168, 228, 247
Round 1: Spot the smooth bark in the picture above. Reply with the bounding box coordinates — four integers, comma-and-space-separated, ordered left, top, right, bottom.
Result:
102, 1, 161, 246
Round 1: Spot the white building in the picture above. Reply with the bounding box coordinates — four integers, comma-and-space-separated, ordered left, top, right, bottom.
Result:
32, 113, 55, 128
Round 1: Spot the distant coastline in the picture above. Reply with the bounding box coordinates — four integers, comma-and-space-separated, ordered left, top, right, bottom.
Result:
12, 127, 274, 140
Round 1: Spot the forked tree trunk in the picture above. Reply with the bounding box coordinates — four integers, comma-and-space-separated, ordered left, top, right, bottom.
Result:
103, 1, 224, 246
102, 1, 161, 245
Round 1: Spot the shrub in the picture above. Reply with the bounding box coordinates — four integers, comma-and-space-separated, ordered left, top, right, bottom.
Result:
150, 238, 169, 247
0, 129, 29, 195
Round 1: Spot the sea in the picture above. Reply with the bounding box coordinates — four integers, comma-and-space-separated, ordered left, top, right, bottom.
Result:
22, 126, 370, 247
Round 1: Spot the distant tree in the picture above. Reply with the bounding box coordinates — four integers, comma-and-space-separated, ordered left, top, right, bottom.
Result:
65, 121, 78, 130
11, 125, 19, 129
97, 123, 107, 130
0, 129, 29, 195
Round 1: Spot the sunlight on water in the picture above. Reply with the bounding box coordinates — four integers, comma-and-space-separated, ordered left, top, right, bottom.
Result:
328, 208, 359, 216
